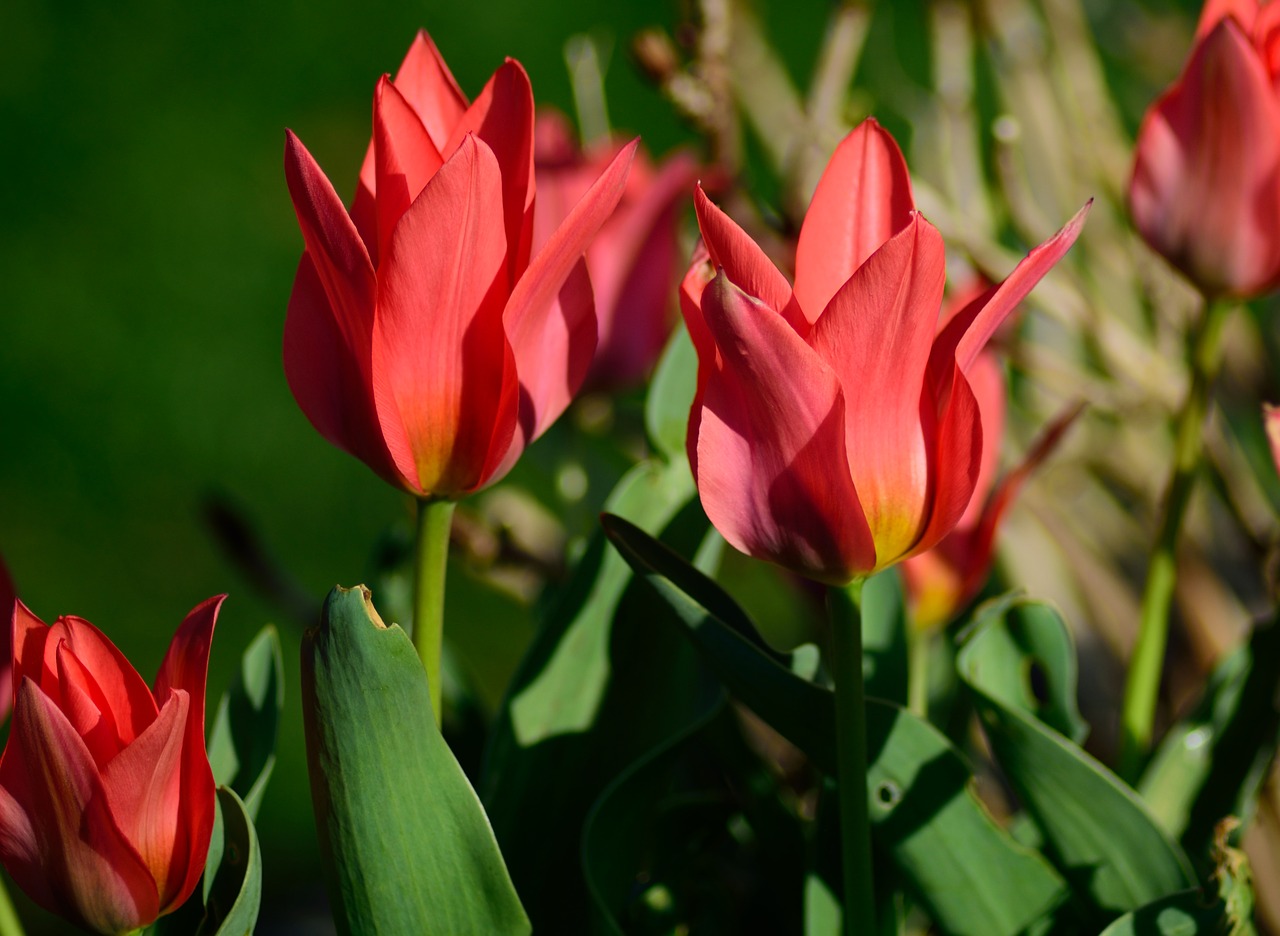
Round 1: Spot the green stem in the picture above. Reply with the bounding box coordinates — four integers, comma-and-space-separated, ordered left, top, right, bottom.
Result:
827, 581, 876, 936
412, 498, 455, 728
1120, 298, 1231, 781
908, 626, 929, 720
0, 875, 23, 936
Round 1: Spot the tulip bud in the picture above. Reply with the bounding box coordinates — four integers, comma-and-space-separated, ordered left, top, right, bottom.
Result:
1129, 1, 1280, 298
0, 598, 222, 934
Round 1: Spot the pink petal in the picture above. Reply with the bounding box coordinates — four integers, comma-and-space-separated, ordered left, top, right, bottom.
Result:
497, 140, 637, 470
0, 679, 158, 933
1196, 0, 1258, 40
372, 76, 444, 261
101, 690, 192, 911
793, 119, 916, 325
372, 135, 516, 496
932, 201, 1090, 381
680, 242, 718, 479
283, 255, 412, 490
444, 60, 537, 279
692, 185, 798, 327
151, 598, 221, 916
807, 214, 946, 567
1129, 20, 1280, 297
695, 273, 874, 583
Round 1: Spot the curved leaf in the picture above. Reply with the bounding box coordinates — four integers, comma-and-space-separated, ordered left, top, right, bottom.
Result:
645, 322, 699, 461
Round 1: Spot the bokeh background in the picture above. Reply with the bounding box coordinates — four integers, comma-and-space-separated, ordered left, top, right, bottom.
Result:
0, 0, 1261, 931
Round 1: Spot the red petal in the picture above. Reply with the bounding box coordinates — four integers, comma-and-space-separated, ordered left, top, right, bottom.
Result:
372, 76, 444, 261
53, 645, 126, 770
498, 140, 637, 466
444, 60, 537, 279
956, 351, 1006, 531
44, 616, 158, 746
283, 255, 412, 489
1196, 0, 1258, 40
692, 186, 798, 328
680, 242, 717, 480
912, 365, 983, 560
0, 679, 158, 933
373, 136, 515, 495
793, 119, 915, 325
1130, 20, 1280, 297
807, 214, 946, 567
695, 273, 874, 582
101, 691, 193, 911
0, 558, 13, 722
388, 31, 469, 150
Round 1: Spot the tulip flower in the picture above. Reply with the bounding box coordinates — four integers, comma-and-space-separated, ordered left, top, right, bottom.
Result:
1129, 0, 1280, 298
0, 557, 13, 722
680, 118, 1088, 584
533, 110, 700, 389
0, 597, 222, 934
284, 31, 636, 498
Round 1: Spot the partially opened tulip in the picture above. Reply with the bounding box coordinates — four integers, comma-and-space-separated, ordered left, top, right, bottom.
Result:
0, 598, 221, 934
680, 118, 1089, 586
534, 111, 699, 389
284, 31, 635, 499
1129, 0, 1280, 298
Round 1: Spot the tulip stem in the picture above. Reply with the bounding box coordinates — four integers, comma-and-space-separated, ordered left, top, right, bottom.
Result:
412, 498, 455, 728
827, 581, 876, 936
1120, 298, 1231, 782
0, 876, 24, 936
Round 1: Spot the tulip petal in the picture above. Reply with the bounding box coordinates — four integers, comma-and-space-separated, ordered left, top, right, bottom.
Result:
284, 256, 412, 489
933, 201, 1090, 380
910, 366, 983, 560
692, 185, 798, 327
33, 614, 158, 747
152, 596, 222, 914
808, 214, 946, 567
1130, 19, 1280, 297
680, 242, 717, 479
1196, 0, 1257, 40
0, 679, 158, 934
372, 76, 444, 261
53, 644, 126, 770
793, 119, 916, 324
444, 60, 537, 278
101, 690, 190, 910
373, 135, 516, 495
1266, 403, 1280, 477
695, 273, 874, 582
0, 558, 13, 722
498, 140, 637, 467
956, 351, 1006, 531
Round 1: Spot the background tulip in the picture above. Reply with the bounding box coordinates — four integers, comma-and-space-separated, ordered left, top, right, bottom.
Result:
0, 598, 221, 934
680, 119, 1088, 584
284, 32, 636, 499
1129, 0, 1280, 298
533, 110, 699, 389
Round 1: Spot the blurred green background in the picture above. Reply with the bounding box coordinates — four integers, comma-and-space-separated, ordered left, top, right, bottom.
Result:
0, 0, 1209, 930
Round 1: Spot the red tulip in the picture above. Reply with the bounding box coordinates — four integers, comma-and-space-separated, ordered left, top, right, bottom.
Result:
284, 32, 636, 497
0, 598, 222, 934
0, 558, 13, 721
1129, 0, 1280, 298
533, 111, 700, 389
680, 119, 1088, 584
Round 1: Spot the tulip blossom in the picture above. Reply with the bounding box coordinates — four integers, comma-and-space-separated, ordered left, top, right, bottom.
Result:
1129, 0, 1280, 297
680, 118, 1088, 584
284, 31, 635, 498
0, 598, 222, 934
0, 557, 12, 721
533, 111, 700, 388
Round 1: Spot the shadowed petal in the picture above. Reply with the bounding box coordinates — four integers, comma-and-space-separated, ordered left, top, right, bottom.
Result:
793, 119, 915, 323
680, 242, 717, 479
956, 351, 1006, 531
696, 273, 874, 582
910, 366, 983, 561
372, 76, 444, 260
1130, 19, 1280, 297
373, 136, 514, 495
0, 558, 12, 721
808, 214, 946, 566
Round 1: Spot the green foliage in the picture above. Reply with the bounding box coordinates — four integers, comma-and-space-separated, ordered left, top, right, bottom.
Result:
302, 586, 529, 936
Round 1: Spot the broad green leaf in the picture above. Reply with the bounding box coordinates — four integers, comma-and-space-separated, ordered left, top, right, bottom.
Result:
861, 569, 908, 706
481, 462, 711, 933
1139, 616, 1280, 863
303, 586, 529, 936
206, 625, 284, 821
644, 322, 698, 462
958, 598, 1195, 919
602, 514, 1068, 936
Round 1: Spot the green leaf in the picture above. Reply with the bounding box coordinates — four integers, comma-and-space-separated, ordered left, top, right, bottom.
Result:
303, 586, 529, 936
958, 598, 1195, 919
206, 625, 284, 821
644, 322, 698, 462
1139, 615, 1280, 863
601, 514, 1068, 936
